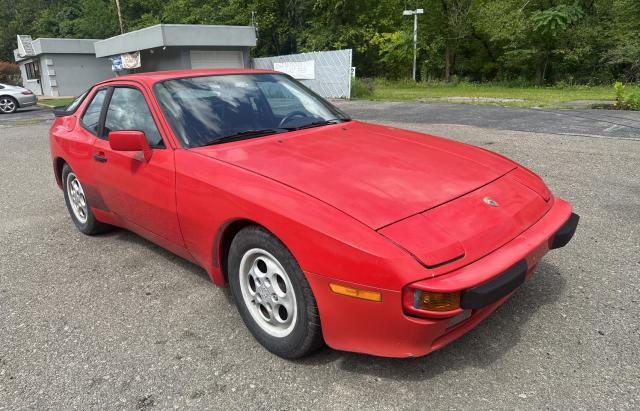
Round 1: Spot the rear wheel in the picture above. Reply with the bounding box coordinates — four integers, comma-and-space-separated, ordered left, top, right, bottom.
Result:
61, 164, 110, 235
0, 96, 18, 114
228, 226, 323, 358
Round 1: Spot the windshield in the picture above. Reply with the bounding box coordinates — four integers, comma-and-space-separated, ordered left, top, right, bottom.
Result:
154, 73, 350, 147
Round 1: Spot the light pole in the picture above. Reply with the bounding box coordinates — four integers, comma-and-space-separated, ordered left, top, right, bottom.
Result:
403, 7, 423, 81
114, 0, 124, 34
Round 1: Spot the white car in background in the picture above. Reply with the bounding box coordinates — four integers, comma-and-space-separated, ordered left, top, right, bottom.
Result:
0, 83, 38, 114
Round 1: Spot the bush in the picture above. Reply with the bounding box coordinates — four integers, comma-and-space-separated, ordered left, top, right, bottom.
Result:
0, 62, 21, 85
351, 77, 374, 98
615, 81, 640, 110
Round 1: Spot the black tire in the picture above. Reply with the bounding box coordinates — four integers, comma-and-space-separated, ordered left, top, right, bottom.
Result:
228, 226, 324, 359
61, 164, 111, 235
0, 96, 18, 114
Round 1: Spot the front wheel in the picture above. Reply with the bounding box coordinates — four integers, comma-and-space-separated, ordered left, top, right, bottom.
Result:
61, 164, 111, 235
228, 226, 323, 359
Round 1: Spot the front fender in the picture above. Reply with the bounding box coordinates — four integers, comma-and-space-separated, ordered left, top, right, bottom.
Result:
174, 150, 426, 290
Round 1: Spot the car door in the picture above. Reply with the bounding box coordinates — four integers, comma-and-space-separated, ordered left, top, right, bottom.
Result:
91, 83, 184, 246
65, 87, 110, 208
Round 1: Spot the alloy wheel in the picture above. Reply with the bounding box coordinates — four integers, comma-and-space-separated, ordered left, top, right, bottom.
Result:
238, 248, 298, 338
0, 97, 17, 114
66, 172, 88, 224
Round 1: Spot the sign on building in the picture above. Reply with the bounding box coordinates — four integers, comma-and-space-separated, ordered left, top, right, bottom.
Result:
253, 49, 352, 99
111, 51, 141, 72
273, 60, 315, 80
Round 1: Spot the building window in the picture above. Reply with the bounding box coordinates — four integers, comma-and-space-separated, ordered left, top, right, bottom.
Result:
25, 61, 40, 80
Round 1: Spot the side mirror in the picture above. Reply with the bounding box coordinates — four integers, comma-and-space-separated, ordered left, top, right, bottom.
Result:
108, 130, 152, 162
52, 106, 68, 117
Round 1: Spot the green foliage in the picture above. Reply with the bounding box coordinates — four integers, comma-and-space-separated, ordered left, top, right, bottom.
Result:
615, 81, 625, 106
0, 61, 21, 84
370, 31, 413, 79
614, 81, 640, 110
0, 0, 639, 86
530, 5, 584, 38
625, 95, 640, 110
351, 77, 374, 98
357, 79, 622, 108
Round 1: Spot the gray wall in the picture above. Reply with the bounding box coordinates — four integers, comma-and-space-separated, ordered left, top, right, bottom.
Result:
137, 46, 251, 72
139, 47, 190, 71
253, 49, 353, 99
47, 54, 113, 96
17, 45, 252, 97
20, 54, 113, 97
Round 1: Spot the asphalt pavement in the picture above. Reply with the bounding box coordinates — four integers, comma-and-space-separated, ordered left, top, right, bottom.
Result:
333, 100, 640, 140
0, 106, 53, 128
0, 103, 638, 409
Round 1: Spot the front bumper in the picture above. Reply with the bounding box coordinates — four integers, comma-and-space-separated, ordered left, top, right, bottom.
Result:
307, 198, 578, 358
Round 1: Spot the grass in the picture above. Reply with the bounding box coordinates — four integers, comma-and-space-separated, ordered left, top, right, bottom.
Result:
37, 97, 75, 108
355, 79, 640, 108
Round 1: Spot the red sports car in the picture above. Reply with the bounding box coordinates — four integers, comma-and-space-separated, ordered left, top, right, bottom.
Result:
49, 69, 578, 358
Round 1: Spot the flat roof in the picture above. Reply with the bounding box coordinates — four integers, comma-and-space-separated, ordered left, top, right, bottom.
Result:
94, 24, 257, 58
14, 38, 101, 62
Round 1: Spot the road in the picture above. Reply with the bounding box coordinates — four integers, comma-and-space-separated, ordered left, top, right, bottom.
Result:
333, 100, 640, 140
1, 103, 638, 409
0, 106, 53, 128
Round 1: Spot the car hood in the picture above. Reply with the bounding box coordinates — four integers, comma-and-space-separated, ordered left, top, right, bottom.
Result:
194, 121, 517, 229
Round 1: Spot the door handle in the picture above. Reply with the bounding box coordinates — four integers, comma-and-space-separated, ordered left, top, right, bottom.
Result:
93, 152, 107, 163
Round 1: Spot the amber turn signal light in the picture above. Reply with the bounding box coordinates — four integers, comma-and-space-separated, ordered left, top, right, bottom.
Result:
413, 289, 461, 312
329, 283, 382, 302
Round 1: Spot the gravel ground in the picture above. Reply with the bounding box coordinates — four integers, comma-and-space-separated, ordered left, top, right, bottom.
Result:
0, 103, 639, 410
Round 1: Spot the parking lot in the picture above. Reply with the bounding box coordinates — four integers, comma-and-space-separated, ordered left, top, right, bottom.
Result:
1, 102, 639, 409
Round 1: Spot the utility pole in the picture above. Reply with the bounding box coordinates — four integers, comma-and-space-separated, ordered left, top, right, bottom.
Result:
251, 11, 259, 39
402, 7, 423, 81
114, 0, 124, 34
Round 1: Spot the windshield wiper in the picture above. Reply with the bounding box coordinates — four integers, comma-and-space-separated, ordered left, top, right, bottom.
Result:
201, 118, 351, 146
202, 128, 288, 146
283, 118, 351, 131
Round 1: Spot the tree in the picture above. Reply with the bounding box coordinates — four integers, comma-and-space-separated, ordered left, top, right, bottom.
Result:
603, 0, 640, 81
529, 4, 584, 84
0, 0, 636, 84
370, 31, 413, 79
441, 0, 473, 81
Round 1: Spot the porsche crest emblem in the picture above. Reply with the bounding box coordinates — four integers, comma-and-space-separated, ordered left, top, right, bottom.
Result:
483, 197, 499, 207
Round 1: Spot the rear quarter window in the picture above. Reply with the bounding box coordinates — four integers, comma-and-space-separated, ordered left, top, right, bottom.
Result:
80, 89, 108, 136
65, 91, 88, 113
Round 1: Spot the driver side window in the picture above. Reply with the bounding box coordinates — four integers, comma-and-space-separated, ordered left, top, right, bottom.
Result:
104, 87, 164, 148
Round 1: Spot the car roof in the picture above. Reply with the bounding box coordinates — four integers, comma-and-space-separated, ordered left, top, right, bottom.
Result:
95, 68, 280, 87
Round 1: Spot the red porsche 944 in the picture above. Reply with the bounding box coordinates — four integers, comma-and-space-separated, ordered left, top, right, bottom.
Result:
49, 69, 578, 358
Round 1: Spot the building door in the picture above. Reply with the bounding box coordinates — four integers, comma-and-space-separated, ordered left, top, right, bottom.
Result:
189, 50, 244, 69
23, 59, 43, 96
